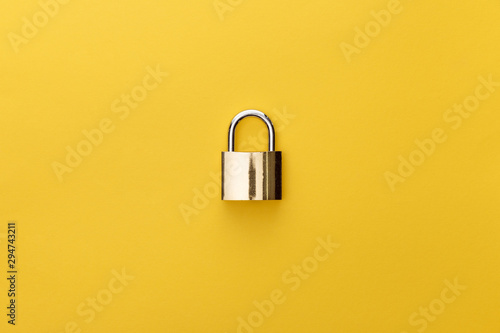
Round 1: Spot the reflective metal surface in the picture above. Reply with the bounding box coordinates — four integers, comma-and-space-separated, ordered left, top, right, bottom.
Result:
222, 110, 282, 201
222, 151, 282, 200
228, 110, 275, 152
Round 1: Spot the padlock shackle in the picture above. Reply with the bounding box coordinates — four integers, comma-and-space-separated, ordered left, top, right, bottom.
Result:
228, 110, 275, 152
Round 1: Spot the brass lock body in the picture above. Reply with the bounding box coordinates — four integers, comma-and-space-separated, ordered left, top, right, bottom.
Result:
221, 110, 282, 200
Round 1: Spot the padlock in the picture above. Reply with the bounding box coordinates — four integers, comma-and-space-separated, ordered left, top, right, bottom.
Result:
222, 110, 282, 200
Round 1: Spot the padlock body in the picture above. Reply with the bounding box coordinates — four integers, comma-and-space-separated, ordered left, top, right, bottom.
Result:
222, 151, 282, 200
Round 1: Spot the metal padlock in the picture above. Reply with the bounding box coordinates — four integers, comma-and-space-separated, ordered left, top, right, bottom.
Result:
222, 110, 282, 200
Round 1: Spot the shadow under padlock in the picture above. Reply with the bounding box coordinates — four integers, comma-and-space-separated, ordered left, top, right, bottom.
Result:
221, 110, 282, 201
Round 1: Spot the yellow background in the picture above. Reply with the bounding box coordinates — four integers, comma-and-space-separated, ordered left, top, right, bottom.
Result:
1, 0, 499, 332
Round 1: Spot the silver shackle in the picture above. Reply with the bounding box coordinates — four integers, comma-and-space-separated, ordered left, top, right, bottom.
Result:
228, 110, 275, 152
